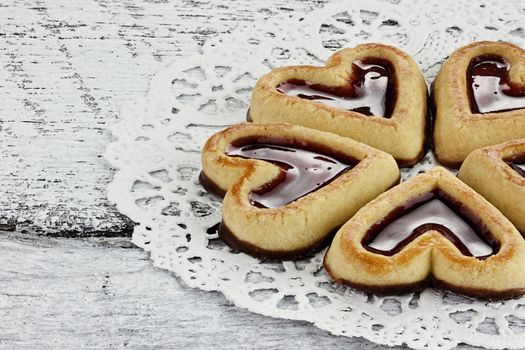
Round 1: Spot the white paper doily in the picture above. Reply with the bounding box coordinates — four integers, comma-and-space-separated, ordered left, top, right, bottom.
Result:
105, 0, 525, 348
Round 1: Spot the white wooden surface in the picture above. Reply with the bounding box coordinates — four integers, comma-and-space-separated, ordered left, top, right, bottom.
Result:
2, 233, 482, 349
0, 0, 494, 348
0, 0, 323, 235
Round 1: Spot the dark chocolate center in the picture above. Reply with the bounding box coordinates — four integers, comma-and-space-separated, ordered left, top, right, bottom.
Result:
226, 139, 354, 208
507, 161, 525, 178
362, 190, 498, 258
468, 55, 525, 114
276, 58, 396, 118
504, 154, 525, 178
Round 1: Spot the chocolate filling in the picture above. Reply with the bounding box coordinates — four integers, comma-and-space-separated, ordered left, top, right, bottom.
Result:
199, 171, 227, 198
219, 221, 340, 261
505, 153, 525, 178
468, 54, 525, 114
324, 258, 525, 300
226, 138, 356, 208
362, 190, 499, 259
509, 163, 525, 177
276, 58, 396, 118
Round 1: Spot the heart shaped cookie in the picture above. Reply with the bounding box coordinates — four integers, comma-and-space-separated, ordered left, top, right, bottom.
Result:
459, 138, 525, 235
249, 44, 428, 166
324, 167, 525, 300
201, 123, 399, 260
433, 41, 525, 167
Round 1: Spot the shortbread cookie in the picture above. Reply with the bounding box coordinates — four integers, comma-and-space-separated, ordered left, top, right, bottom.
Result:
324, 167, 525, 300
458, 138, 525, 235
433, 41, 525, 167
249, 44, 427, 166
201, 123, 399, 260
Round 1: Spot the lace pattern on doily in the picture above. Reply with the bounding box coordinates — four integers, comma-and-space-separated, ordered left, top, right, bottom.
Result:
105, 1, 525, 348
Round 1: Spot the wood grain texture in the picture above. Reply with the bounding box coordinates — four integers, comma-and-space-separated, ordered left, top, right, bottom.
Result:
0, 0, 327, 236
0, 1, 510, 348
1, 232, 489, 350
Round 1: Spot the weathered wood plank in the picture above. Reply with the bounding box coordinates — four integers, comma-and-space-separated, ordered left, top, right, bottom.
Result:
0, 0, 327, 236
0, 232, 414, 349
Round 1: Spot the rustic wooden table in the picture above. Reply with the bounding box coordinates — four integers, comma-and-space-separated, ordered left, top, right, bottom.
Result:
0, 0, 485, 348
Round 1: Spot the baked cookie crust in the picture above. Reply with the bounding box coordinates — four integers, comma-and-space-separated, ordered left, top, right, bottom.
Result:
324, 167, 525, 300
201, 122, 400, 260
433, 41, 525, 167
458, 138, 525, 235
249, 43, 428, 166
